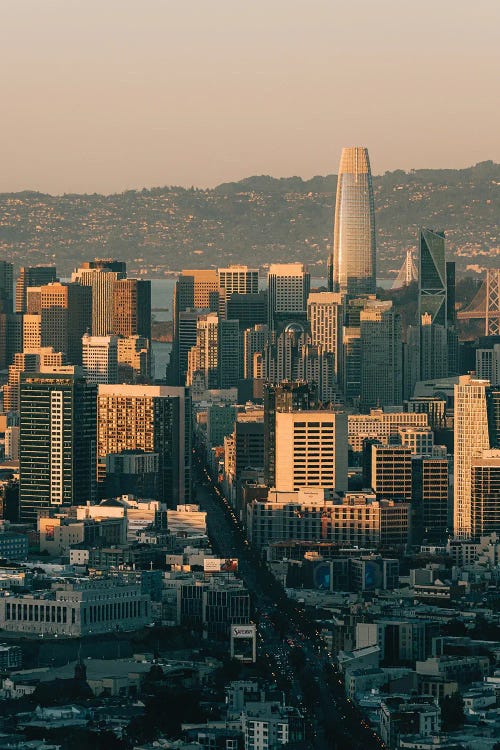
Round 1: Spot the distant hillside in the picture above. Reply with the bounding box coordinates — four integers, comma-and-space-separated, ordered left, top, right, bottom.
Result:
0, 161, 498, 278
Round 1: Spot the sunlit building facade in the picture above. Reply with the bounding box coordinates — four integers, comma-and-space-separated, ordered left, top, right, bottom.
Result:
331, 146, 376, 296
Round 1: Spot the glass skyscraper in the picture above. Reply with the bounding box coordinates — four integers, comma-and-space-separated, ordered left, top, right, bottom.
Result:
331, 146, 376, 296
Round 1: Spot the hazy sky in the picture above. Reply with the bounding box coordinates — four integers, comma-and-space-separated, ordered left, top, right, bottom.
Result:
1, 0, 499, 194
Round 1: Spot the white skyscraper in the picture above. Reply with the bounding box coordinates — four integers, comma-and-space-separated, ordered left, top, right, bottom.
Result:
307, 291, 344, 376
82, 334, 119, 384
454, 375, 491, 539
217, 265, 259, 301
267, 263, 310, 330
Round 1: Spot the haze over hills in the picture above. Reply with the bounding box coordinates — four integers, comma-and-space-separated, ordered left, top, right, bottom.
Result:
1, 161, 498, 279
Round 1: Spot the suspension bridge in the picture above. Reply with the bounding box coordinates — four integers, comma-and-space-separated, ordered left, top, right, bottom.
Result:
457, 269, 500, 335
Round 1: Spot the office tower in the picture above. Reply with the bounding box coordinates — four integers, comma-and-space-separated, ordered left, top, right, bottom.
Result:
71, 262, 126, 336
22, 314, 41, 351
340, 295, 375, 403
218, 319, 241, 388
82, 334, 119, 384
307, 292, 344, 373
227, 291, 267, 330
174, 310, 199, 386
331, 146, 376, 296
371, 445, 412, 500
348, 409, 429, 453
274, 410, 348, 493
419, 315, 448, 380
97, 384, 191, 505
476, 344, 500, 384
112, 278, 151, 340
446, 261, 459, 375
416, 230, 458, 381
470, 451, 500, 538
207, 404, 237, 448
15, 266, 57, 313
486, 387, 500, 447
404, 397, 447, 431
3, 348, 66, 412
117, 336, 151, 383
411, 454, 449, 544
19, 370, 97, 523
267, 263, 310, 331
360, 301, 403, 408
25, 282, 92, 365
179, 269, 219, 308
0, 262, 13, 313
104, 451, 160, 500
187, 313, 219, 390
217, 265, 259, 301
81, 259, 127, 274
243, 325, 270, 379
454, 376, 492, 539
0, 313, 23, 370
398, 427, 434, 455
263, 381, 317, 487
169, 271, 221, 386
295, 344, 337, 404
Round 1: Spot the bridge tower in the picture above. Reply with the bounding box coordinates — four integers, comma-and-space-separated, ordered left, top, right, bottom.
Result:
485, 269, 500, 336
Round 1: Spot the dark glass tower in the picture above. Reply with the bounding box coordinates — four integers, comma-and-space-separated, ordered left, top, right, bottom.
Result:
19, 371, 97, 523
331, 147, 376, 296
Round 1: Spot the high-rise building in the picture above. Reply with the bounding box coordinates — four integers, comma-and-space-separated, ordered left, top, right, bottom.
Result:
227, 291, 267, 330
3, 348, 66, 412
19, 369, 97, 523
274, 410, 348, 493
169, 270, 224, 386
116, 336, 151, 383
360, 301, 403, 408
97, 384, 191, 505
218, 319, 241, 388
295, 344, 337, 404
470, 450, 500, 539
0, 262, 14, 314
454, 376, 492, 539
112, 279, 151, 340
263, 381, 317, 487
217, 266, 259, 301
71, 262, 126, 336
187, 313, 219, 391
307, 291, 344, 376
243, 325, 270, 379
414, 230, 458, 382
476, 344, 500, 384
174, 310, 199, 386
267, 263, 310, 331
82, 334, 119, 384
411, 454, 450, 544
15, 266, 57, 313
0, 313, 23, 370
331, 146, 376, 296
25, 282, 92, 365
348, 409, 429, 453
371, 445, 412, 500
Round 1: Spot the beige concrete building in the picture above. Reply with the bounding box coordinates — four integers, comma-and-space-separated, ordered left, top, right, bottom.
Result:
274, 410, 348, 493
0, 579, 151, 637
348, 409, 429, 453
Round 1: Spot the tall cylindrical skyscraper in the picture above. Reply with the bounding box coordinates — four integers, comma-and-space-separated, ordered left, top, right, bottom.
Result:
331, 146, 376, 296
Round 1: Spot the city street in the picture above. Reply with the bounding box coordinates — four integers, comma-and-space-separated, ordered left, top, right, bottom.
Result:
194, 454, 384, 750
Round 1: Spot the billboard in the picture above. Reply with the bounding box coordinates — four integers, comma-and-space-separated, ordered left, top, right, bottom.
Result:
232, 625, 256, 638
204, 558, 238, 573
